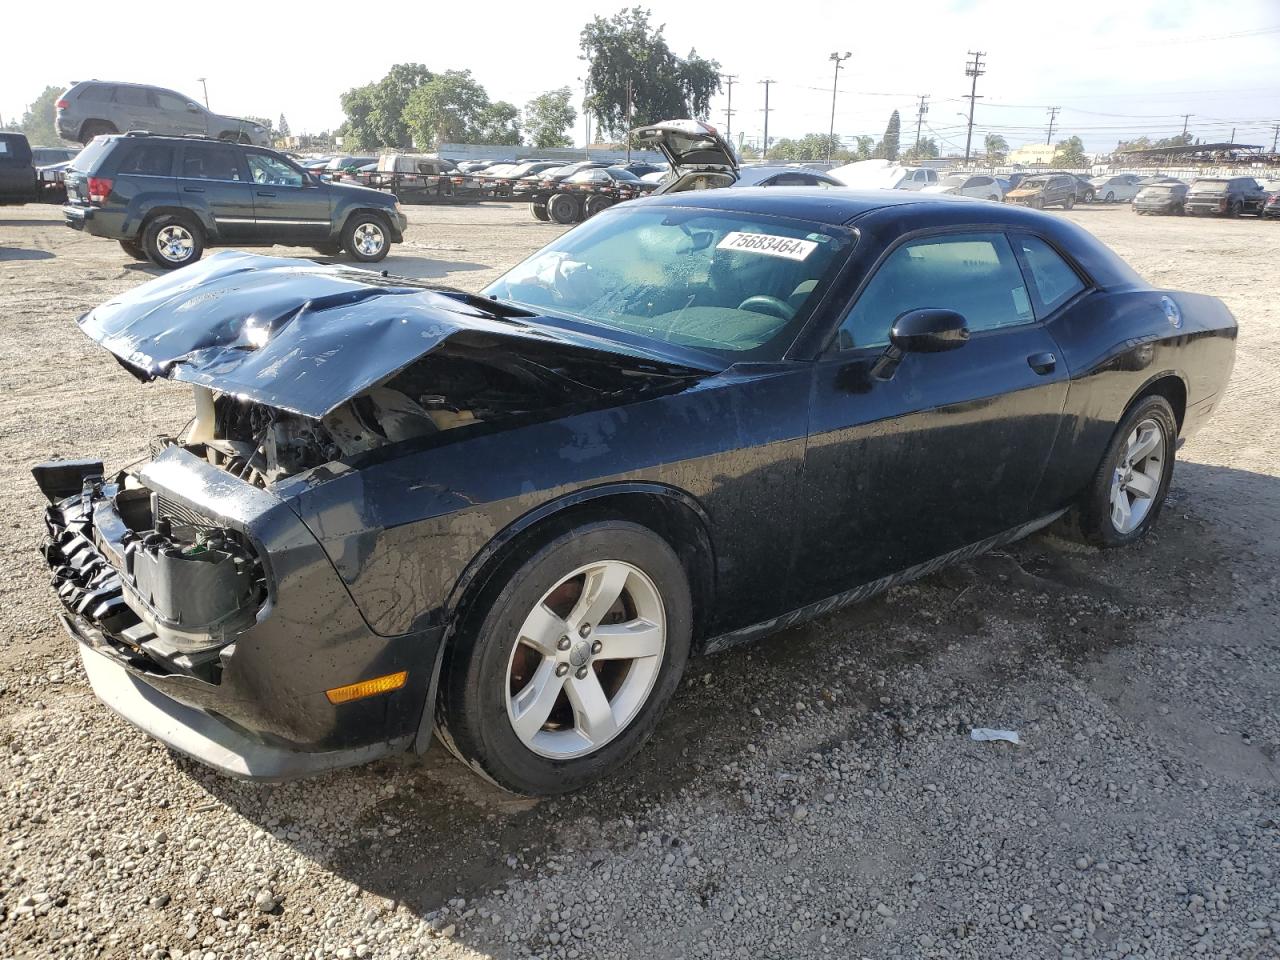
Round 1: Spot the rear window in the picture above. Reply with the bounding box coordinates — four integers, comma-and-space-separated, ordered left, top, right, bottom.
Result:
1192, 180, 1229, 193
68, 138, 114, 172
0, 135, 33, 165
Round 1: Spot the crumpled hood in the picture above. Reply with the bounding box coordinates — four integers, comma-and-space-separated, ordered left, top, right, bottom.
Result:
80, 251, 711, 419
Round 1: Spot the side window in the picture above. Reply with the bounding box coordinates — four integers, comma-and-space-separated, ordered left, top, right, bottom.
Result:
837, 232, 1034, 350
769, 173, 810, 186
181, 143, 243, 181
116, 142, 174, 176
113, 87, 153, 108
1014, 235, 1085, 314
154, 91, 190, 113
78, 84, 113, 102
247, 153, 303, 187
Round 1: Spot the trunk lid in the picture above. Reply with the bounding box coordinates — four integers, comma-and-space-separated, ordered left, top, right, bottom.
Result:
78, 251, 714, 419
630, 119, 738, 178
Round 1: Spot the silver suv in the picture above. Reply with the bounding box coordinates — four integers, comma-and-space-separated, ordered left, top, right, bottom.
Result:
55, 81, 269, 146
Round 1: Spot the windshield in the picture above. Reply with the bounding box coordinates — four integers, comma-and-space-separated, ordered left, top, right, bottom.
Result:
1020, 178, 1049, 189
608, 168, 641, 181
484, 206, 854, 361
940, 175, 968, 186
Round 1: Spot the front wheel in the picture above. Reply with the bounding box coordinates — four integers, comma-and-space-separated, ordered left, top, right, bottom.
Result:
341, 213, 389, 262
583, 195, 615, 218
546, 192, 581, 225
1068, 394, 1176, 547
435, 520, 693, 795
1063, 195, 1075, 210
1105, 191, 1115, 202
1229, 201, 1242, 218
142, 214, 204, 269
531, 201, 549, 222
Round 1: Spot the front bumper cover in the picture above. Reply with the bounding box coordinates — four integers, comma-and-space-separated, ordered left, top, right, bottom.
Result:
35, 448, 440, 780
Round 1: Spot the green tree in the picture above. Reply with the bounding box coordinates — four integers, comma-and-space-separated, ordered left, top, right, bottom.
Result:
872, 110, 901, 160
984, 133, 1008, 162
14, 86, 62, 145
579, 7, 721, 138
476, 101, 522, 145
524, 87, 578, 148
848, 135, 876, 161
403, 70, 518, 147
278, 114, 291, 138
340, 63, 433, 150
1054, 135, 1088, 167
901, 137, 939, 162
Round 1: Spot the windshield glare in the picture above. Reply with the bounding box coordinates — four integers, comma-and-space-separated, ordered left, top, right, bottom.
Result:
484, 207, 854, 360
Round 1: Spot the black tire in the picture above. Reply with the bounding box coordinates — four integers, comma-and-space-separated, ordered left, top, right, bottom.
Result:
119, 239, 148, 261
531, 201, 550, 222
583, 195, 615, 218
340, 212, 390, 263
1105, 191, 1115, 202
311, 242, 342, 257
78, 120, 116, 144
1063, 195, 1075, 210
546, 192, 581, 225
435, 520, 693, 795
142, 214, 204, 270
1067, 394, 1176, 548
1229, 201, 1242, 219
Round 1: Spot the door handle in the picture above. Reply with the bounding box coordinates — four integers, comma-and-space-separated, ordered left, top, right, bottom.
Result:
1027, 352, 1057, 375
183, 186, 205, 193
256, 191, 276, 197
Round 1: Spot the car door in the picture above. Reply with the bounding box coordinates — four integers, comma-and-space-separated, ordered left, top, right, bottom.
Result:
110, 85, 159, 133
796, 229, 1069, 605
244, 150, 331, 242
177, 141, 256, 241
152, 88, 206, 137
1242, 178, 1267, 214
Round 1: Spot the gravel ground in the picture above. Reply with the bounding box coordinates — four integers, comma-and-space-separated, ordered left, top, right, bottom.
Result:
0, 201, 1277, 960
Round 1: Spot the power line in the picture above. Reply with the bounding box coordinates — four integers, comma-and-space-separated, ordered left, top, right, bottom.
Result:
962, 50, 986, 163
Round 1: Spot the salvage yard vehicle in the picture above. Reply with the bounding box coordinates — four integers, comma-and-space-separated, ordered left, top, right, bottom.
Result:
360, 154, 485, 204
1006, 174, 1077, 210
1090, 173, 1143, 202
61, 133, 406, 267
1133, 181, 1188, 216
522, 162, 611, 220
1183, 177, 1269, 217
922, 173, 1004, 201
34, 189, 1235, 794
0, 132, 41, 205
55, 80, 270, 145
558, 166, 658, 219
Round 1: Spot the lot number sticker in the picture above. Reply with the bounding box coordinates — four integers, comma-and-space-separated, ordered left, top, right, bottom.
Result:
717, 231, 818, 261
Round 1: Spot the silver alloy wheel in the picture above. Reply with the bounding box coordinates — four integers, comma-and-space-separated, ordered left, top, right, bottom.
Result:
1110, 418, 1164, 534
505, 560, 666, 760
155, 224, 194, 263
352, 221, 385, 256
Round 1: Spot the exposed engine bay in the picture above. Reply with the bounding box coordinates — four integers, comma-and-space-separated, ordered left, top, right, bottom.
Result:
187, 337, 697, 489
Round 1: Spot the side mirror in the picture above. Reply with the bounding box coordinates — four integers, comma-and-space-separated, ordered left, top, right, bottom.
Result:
187, 103, 201, 113
890, 308, 969, 353
870, 309, 968, 381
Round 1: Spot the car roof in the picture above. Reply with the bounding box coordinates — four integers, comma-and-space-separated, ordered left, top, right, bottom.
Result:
629, 187, 1019, 225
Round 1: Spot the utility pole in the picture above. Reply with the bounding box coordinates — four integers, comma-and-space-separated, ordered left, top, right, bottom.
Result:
197, 78, 209, 109
1272, 123, 1279, 153
625, 78, 633, 162
1230, 126, 1236, 144
1181, 113, 1192, 138
723, 74, 737, 138
759, 79, 774, 160
962, 51, 985, 164
914, 94, 929, 152
827, 52, 851, 164
581, 76, 592, 155
1045, 106, 1060, 145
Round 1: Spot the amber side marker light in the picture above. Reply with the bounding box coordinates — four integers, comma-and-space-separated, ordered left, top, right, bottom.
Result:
325, 671, 408, 705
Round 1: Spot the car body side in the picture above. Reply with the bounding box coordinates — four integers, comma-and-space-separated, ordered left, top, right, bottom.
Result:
44, 192, 1235, 776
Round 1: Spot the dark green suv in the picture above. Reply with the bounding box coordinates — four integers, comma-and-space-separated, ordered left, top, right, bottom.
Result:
62, 133, 407, 268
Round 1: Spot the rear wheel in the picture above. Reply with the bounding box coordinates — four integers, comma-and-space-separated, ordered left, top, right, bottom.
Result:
1067, 395, 1176, 547
531, 201, 549, 222
546, 192, 581, 225
78, 120, 116, 144
435, 520, 692, 795
583, 195, 615, 218
142, 214, 204, 269
1229, 201, 1242, 218
341, 213, 389, 263
119, 239, 148, 261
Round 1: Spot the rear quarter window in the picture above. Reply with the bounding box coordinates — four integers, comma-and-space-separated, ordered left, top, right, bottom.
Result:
76, 83, 114, 102
1014, 235, 1085, 314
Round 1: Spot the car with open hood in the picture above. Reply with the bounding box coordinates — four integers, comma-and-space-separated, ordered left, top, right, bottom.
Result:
35, 189, 1235, 795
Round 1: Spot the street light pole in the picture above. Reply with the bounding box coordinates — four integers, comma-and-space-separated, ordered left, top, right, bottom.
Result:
197, 78, 209, 109
827, 52, 851, 164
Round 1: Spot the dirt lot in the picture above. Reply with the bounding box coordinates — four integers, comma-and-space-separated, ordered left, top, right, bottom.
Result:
0, 201, 1277, 960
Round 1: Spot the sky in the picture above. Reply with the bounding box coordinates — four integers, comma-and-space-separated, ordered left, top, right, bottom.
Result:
4, 0, 1278, 155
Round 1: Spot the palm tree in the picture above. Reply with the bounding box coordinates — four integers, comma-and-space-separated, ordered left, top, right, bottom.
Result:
985, 133, 1009, 162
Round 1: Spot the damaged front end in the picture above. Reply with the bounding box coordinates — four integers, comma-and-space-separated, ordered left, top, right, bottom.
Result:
34, 251, 709, 780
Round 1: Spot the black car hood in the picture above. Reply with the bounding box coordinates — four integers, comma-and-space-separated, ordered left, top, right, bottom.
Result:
79, 252, 715, 419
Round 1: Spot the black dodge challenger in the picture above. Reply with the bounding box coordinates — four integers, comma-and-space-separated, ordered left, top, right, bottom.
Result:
35, 186, 1236, 794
